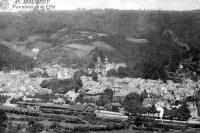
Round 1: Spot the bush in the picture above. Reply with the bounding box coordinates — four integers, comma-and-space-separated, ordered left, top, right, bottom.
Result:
90, 125, 106, 131
73, 126, 90, 132
102, 118, 122, 123
134, 116, 144, 127
28, 123, 44, 133
106, 123, 115, 131
49, 122, 60, 129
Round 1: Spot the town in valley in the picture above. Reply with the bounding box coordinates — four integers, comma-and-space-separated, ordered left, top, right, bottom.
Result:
0, 4, 200, 133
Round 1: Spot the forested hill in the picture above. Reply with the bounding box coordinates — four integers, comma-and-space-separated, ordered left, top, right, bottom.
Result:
0, 10, 199, 46
0, 44, 35, 71
0, 10, 199, 78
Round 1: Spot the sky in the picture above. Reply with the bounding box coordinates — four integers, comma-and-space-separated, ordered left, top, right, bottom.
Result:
1, 0, 200, 12
52, 0, 200, 11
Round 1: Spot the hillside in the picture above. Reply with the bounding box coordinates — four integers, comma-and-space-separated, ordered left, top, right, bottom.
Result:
0, 10, 199, 79
0, 43, 35, 71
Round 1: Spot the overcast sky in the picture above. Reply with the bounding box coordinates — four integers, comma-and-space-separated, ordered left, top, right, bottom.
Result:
52, 0, 200, 10
1, 0, 200, 12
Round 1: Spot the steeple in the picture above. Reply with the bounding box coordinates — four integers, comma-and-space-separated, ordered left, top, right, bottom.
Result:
96, 56, 102, 67
104, 56, 109, 64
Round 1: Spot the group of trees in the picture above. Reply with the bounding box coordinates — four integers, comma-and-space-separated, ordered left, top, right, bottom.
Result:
0, 110, 7, 132
40, 78, 83, 94
105, 47, 200, 81
27, 119, 44, 133
97, 88, 114, 106
123, 91, 191, 121
75, 88, 114, 106
197, 89, 200, 117
166, 48, 200, 82
73, 69, 98, 82
123, 92, 144, 116
106, 67, 134, 78
106, 64, 167, 80
164, 102, 191, 121
29, 71, 49, 78
0, 45, 35, 72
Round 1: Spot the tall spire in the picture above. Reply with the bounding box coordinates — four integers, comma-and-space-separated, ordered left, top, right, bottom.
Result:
97, 56, 101, 67
104, 56, 108, 64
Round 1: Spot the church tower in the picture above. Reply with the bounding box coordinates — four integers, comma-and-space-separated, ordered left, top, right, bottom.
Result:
96, 56, 102, 67
104, 56, 109, 64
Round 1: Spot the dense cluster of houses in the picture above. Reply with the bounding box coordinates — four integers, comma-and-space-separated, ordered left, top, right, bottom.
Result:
0, 54, 200, 123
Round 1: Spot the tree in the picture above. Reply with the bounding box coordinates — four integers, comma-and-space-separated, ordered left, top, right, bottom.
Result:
117, 67, 130, 78
141, 89, 148, 102
176, 102, 191, 121
117, 67, 134, 78
40, 80, 48, 88
197, 89, 200, 116
123, 92, 142, 115
74, 78, 83, 93
0, 109, 7, 132
98, 88, 114, 106
73, 69, 87, 80
106, 69, 117, 77
28, 118, 35, 126
75, 93, 85, 103
40, 78, 83, 94
28, 123, 44, 133
88, 62, 95, 69
164, 102, 191, 121
2, 66, 10, 73
91, 71, 98, 81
